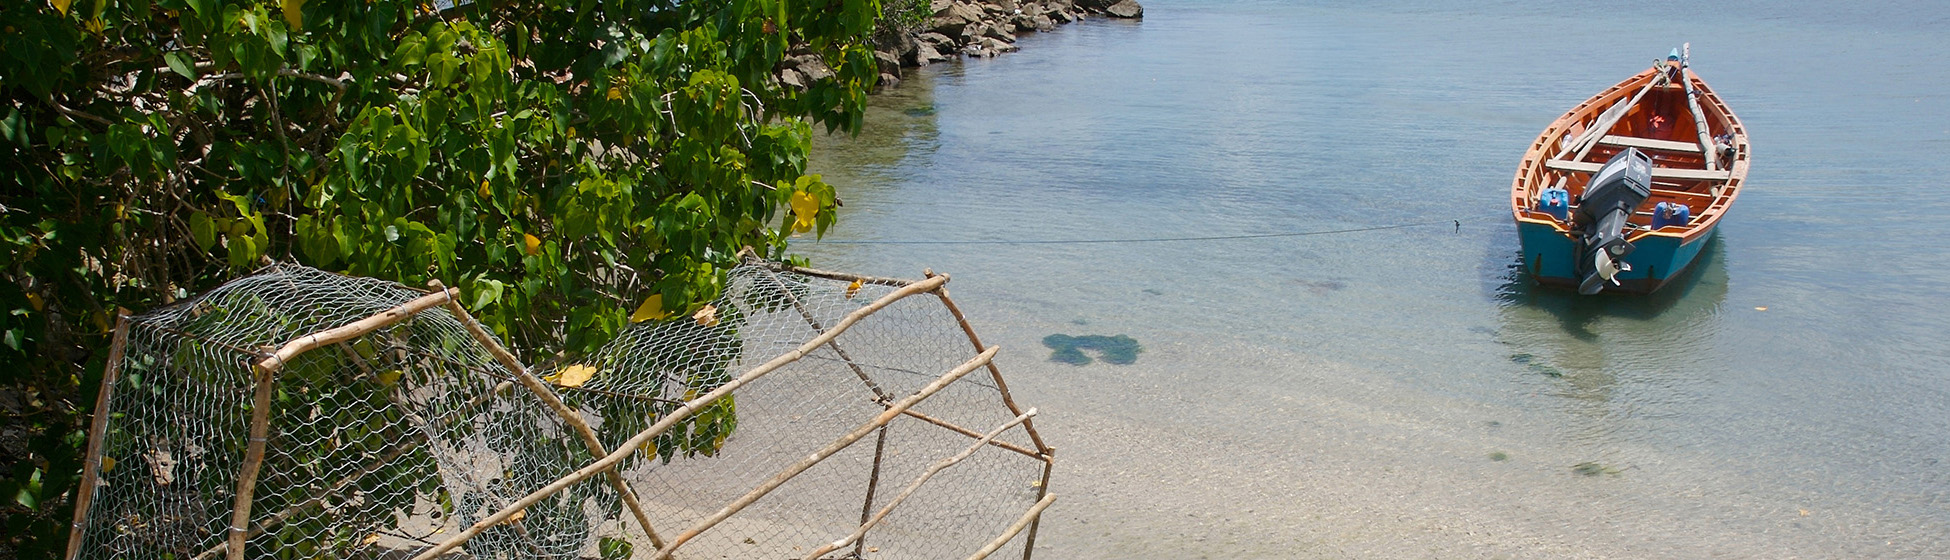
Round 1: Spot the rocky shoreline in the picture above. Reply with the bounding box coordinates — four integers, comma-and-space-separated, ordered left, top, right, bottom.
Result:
779, 0, 1143, 92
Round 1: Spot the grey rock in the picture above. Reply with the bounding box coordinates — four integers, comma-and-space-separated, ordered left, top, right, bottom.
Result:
985, 36, 1020, 54
917, 32, 955, 48
874, 50, 902, 77
1032, 14, 1056, 31
779, 68, 808, 90
910, 42, 947, 66
983, 24, 1016, 42
796, 57, 835, 81
878, 72, 900, 90
1049, 9, 1075, 23
1104, 0, 1141, 18
990, 0, 1019, 11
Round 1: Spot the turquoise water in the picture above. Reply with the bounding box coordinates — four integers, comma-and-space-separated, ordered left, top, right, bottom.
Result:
802, 2, 1950, 557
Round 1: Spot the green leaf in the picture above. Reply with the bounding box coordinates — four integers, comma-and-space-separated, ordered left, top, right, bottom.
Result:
164, 52, 197, 79
189, 212, 216, 251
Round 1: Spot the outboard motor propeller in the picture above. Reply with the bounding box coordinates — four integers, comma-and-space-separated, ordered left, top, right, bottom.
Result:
1575, 148, 1652, 294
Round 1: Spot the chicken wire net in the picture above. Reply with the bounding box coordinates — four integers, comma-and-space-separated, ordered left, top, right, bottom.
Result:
69, 261, 1053, 560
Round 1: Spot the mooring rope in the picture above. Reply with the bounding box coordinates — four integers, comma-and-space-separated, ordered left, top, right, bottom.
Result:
811, 219, 1466, 246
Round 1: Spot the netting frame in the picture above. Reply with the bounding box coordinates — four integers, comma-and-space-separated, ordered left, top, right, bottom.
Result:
65, 258, 1056, 560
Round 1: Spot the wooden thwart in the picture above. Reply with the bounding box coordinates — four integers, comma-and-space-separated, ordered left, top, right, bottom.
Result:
1545, 159, 1730, 181
1598, 134, 1702, 153
967, 493, 1059, 560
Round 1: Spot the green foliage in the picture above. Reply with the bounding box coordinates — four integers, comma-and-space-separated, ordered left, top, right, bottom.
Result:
0, 0, 883, 553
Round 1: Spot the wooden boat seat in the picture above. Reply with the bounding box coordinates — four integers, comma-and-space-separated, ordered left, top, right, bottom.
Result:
1545, 159, 1730, 181
1597, 135, 1702, 153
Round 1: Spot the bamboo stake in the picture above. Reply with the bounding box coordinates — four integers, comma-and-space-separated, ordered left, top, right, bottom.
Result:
65, 311, 130, 560
426, 280, 670, 551
227, 288, 457, 560
406, 274, 949, 560
968, 493, 1058, 560
1678, 44, 1719, 171
926, 276, 1051, 456
653, 346, 1000, 560
804, 409, 1038, 560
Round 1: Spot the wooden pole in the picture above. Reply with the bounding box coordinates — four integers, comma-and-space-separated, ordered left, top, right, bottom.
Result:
406, 274, 949, 560
426, 280, 670, 551
897, 408, 1042, 459
1019, 449, 1056, 560
967, 493, 1058, 560
1560, 70, 1665, 164
652, 346, 1000, 560
927, 276, 1052, 456
64, 311, 131, 560
228, 288, 457, 560
1679, 43, 1719, 171
756, 268, 892, 401
192, 435, 422, 560
804, 409, 1038, 560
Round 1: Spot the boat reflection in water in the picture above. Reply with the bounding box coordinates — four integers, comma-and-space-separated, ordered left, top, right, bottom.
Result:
1492, 236, 1728, 445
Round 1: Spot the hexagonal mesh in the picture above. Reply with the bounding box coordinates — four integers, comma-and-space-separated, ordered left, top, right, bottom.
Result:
67, 261, 1053, 560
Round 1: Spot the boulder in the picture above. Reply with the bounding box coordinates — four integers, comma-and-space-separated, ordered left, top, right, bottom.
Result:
779, 68, 808, 90
792, 55, 835, 82
983, 24, 1016, 43
1104, 0, 1141, 18
877, 72, 900, 91
917, 32, 956, 49
990, 0, 1019, 11
929, 2, 984, 36
930, 0, 953, 11
1074, 0, 1113, 10
1049, 9, 1075, 23
984, 36, 1020, 54
909, 42, 947, 66
874, 50, 902, 77
1031, 14, 1056, 31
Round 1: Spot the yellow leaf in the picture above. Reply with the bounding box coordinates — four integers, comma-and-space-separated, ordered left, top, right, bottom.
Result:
607, 86, 623, 101
361, 532, 381, 546
101, 456, 115, 472
25, 293, 42, 312
501, 508, 526, 525
376, 369, 403, 386
553, 364, 596, 388
566, 126, 576, 138
692, 304, 720, 327
479, 180, 491, 199
630, 294, 669, 323
790, 190, 819, 222
281, 0, 305, 28
523, 233, 541, 256
51, 0, 71, 15
844, 280, 862, 300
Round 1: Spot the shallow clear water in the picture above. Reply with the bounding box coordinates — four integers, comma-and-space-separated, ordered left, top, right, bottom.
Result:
800, 1, 1950, 557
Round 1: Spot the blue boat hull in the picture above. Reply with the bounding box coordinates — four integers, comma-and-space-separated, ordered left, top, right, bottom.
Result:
1518, 222, 1714, 294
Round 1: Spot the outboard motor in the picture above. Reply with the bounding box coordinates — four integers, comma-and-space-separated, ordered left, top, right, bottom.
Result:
1575, 148, 1652, 294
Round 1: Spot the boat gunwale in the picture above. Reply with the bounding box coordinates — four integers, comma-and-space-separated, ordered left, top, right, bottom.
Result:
1510, 64, 1750, 247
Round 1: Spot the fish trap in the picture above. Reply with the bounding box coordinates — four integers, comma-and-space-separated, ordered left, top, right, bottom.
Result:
66, 261, 1053, 560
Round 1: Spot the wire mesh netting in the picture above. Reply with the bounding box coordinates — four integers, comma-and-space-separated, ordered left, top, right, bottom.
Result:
69, 261, 1052, 560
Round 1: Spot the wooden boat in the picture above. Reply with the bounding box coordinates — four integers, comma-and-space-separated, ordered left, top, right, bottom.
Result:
1511, 45, 1749, 295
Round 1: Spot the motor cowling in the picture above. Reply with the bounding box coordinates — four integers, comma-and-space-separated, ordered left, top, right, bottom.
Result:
1575, 148, 1652, 294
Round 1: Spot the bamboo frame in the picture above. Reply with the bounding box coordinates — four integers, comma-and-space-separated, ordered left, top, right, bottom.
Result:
226, 288, 458, 560
191, 435, 422, 560
406, 274, 949, 560
968, 493, 1058, 560
64, 311, 130, 560
803, 408, 1038, 560
652, 346, 1000, 559
757, 268, 892, 401
425, 280, 671, 551
898, 407, 1043, 459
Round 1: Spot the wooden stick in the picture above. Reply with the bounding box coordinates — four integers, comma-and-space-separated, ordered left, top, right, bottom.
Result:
406, 274, 949, 560
756, 268, 892, 401
1019, 449, 1056, 560
192, 435, 422, 560
927, 277, 1051, 456
426, 280, 670, 551
252, 288, 459, 375
804, 408, 1038, 560
65, 311, 131, 560
762, 261, 917, 287
1561, 71, 1664, 164
653, 346, 1000, 559
897, 408, 1043, 459
967, 493, 1058, 560
1678, 44, 1719, 171
227, 288, 457, 560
